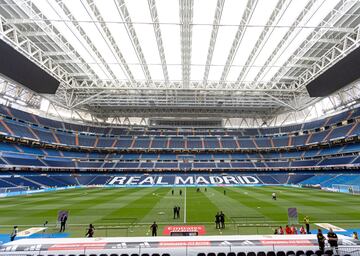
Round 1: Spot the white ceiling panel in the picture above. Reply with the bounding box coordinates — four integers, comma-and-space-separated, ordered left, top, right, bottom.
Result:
192, 25, 212, 66
160, 24, 181, 65
211, 26, 239, 65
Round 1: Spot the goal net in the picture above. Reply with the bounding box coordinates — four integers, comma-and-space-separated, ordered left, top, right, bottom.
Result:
0, 186, 30, 193
332, 184, 360, 195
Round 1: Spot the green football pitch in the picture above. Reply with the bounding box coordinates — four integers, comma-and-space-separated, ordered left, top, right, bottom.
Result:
0, 186, 359, 237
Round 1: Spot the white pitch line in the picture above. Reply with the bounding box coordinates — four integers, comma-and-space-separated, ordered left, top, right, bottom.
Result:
184, 186, 187, 224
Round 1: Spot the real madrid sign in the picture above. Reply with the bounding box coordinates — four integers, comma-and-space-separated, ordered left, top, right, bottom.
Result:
107, 175, 260, 186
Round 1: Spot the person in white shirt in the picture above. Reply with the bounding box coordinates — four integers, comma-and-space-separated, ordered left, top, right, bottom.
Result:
272, 192, 277, 200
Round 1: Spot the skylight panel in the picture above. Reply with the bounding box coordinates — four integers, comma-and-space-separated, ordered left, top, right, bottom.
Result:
133, 24, 161, 64
148, 65, 165, 81
33, 0, 112, 79
156, 0, 179, 24
193, 0, 217, 24
207, 66, 223, 81
226, 66, 241, 82
91, 0, 140, 73
232, 27, 263, 66
211, 26, 239, 66
160, 24, 181, 68
129, 65, 146, 80
191, 65, 205, 81
108, 64, 128, 80
106, 23, 140, 63
242, 66, 262, 82
89, 63, 110, 79
232, 0, 280, 66
220, 0, 247, 25
251, 27, 288, 66
167, 65, 182, 81
124, 0, 152, 23
191, 26, 212, 78
258, 0, 340, 82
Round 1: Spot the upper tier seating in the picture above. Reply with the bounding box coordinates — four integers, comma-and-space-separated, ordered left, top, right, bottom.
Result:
0, 140, 359, 170
1, 104, 360, 138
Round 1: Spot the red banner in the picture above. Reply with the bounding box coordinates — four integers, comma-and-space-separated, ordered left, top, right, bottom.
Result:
163, 225, 206, 235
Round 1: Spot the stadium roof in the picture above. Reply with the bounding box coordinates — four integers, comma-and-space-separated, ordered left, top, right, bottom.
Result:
0, 0, 360, 122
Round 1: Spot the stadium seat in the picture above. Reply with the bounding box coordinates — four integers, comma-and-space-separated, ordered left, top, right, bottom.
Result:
266, 252, 276, 256
296, 251, 305, 256
237, 253, 246, 256
276, 252, 286, 256
218, 253, 226, 256
247, 252, 256, 256
100, 254, 108, 256
208, 253, 216, 256
324, 250, 333, 255
315, 251, 323, 256
305, 251, 314, 256
286, 251, 295, 256
110, 254, 118, 256
151, 254, 159, 256
162, 254, 170, 256
198, 254, 206, 256
227, 253, 236, 256
131, 254, 140, 256
257, 252, 266, 256
141, 254, 150, 256
120, 254, 129, 256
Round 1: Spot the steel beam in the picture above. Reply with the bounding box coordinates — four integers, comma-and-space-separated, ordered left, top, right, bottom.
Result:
179, 0, 194, 88
148, 0, 169, 84
236, 0, 289, 85
219, 0, 258, 84
202, 0, 225, 85
114, 0, 152, 83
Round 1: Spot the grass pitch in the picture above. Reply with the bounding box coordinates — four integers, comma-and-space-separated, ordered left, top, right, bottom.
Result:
0, 186, 359, 237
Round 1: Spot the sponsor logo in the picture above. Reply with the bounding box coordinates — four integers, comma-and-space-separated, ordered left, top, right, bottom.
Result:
163, 225, 206, 235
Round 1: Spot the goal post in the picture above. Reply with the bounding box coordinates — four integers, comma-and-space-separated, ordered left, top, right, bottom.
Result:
332, 184, 360, 195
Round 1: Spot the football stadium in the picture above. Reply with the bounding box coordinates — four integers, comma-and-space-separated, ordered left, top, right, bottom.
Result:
0, 0, 360, 255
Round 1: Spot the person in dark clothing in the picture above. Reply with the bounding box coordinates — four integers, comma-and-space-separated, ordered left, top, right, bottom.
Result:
205, 187, 207, 192
220, 211, 225, 229
85, 224, 95, 237
327, 228, 338, 253
173, 206, 177, 219
176, 206, 180, 219
317, 229, 326, 253
150, 221, 158, 236
179, 189, 182, 196
215, 212, 220, 229
59, 214, 68, 232
223, 190, 226, 195
171, 189, 174, 196
10, 226, 18, 241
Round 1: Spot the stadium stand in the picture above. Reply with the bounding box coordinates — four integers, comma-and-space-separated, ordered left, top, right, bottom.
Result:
0, 105, 359, 194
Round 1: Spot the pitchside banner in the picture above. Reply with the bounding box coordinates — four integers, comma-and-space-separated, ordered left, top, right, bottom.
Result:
107, 174, 260, 186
